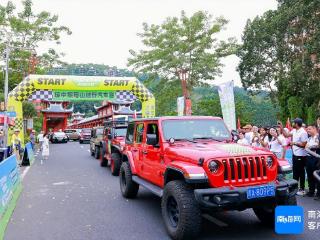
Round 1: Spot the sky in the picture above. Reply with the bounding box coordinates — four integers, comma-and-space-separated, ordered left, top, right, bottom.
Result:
6, 0, 278, 86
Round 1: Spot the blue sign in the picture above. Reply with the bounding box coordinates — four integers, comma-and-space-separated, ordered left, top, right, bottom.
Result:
275, 206, 304, 234
0, 154, 21, 217
24, 142, 35, 165
6, 112, 16, 118
0, 112, 16, 117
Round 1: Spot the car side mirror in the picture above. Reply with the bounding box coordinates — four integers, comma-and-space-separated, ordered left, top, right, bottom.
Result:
146, 134, 158, 147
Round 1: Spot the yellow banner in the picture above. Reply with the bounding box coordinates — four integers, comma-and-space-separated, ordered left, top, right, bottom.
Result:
31, 75, 136, 91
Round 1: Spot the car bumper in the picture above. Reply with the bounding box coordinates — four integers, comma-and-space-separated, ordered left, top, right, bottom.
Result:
194, 179, 298, 210
52, 139, 68, 143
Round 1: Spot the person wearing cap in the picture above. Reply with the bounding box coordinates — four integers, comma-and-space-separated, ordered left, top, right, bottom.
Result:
281, 118, 308, 196
11, 129, 22, 165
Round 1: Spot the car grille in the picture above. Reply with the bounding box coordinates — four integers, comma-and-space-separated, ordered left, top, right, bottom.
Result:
222, 156, 267, 183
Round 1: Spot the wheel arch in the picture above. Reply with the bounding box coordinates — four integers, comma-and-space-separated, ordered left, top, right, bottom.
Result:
165, 162, 208, 185
164, 167, 185, 185
121, 152, 137, 174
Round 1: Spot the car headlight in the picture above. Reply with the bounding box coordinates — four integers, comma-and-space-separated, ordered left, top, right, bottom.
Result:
266, 156, 273, 168
208, 160, 220, 173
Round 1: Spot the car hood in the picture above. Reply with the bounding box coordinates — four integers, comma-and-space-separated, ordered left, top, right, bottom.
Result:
164, 141, 271, 163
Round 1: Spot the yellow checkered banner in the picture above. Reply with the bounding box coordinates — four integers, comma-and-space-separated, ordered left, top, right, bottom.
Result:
7, 75, 155, 143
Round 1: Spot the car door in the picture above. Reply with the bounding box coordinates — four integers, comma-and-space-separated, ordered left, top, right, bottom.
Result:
142, 122, 162, 186
132, 122, 146, 176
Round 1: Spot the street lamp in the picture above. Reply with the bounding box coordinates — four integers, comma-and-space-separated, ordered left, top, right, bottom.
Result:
177, 69, 192, 116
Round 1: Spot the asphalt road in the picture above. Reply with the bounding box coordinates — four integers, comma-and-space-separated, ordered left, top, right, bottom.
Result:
4, 142, 320, 240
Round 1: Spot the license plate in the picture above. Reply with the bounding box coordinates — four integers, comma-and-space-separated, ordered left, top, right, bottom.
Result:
247, 185, 275, 199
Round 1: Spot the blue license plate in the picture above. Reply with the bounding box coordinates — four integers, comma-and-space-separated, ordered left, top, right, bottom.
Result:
247, 185, 275, 199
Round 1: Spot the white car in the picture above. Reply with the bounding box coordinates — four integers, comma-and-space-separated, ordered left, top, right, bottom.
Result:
50, 132, 68, 143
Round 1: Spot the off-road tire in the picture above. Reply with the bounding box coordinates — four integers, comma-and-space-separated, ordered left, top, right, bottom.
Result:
119, 162, 139, 198
94, 146, 100, 159
111, 152, 121, 176
161, 180, 202, 240
253, 196, 297, 226
100, 145, 108, 167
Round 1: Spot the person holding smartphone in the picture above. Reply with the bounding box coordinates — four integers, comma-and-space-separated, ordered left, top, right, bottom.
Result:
269, 127, 287, 159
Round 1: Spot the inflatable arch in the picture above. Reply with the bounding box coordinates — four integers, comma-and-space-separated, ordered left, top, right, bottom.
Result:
7, 75, 155, 143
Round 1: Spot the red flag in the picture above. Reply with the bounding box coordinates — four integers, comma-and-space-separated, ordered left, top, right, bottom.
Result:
285, 118, 292, 131
237, 118, 241, 130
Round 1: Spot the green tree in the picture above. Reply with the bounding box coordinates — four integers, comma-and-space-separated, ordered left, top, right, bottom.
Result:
128, 11, 238, 95
33, 114, 43, 133
0, 0, 71, 90
22, 101, 37, 118
237, 0, 320, 121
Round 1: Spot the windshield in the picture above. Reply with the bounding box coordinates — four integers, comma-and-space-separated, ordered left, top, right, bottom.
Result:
82, 129, 91, 134
54, 132, 66, 137
96, 128, 104, 135
162, 119, 231, 141
64, 130, 74, 133
115, 127, 127, 137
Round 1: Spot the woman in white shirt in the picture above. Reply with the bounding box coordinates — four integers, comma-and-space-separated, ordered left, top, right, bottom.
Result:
237, 132, 249, 145
269, 127, 287, 159
259, 127, 270, 149
41, 134, 50, 164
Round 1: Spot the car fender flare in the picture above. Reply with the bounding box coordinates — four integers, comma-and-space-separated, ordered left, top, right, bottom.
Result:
122, 152, 137, 174
166, 161, 208, 184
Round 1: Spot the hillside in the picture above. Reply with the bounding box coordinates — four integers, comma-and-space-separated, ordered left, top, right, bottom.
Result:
47, 64, 279, 126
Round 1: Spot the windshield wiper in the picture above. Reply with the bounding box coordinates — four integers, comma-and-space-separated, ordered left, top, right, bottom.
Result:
192, 137, 224, 142
174, 138, 197, 143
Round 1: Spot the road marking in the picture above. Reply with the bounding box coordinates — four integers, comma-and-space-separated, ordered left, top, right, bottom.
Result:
20, 166, 30, 180
52, 181, 71, 186
87, 150, 90, 152
202, 214, 228, 227
80, 146, 84, 149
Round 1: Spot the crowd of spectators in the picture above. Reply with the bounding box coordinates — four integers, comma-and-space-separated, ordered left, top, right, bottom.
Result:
236, 117, 320, 200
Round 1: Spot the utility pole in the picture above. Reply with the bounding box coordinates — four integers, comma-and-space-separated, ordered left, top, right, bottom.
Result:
3, 42, 10, 158
4, 43, 10, 109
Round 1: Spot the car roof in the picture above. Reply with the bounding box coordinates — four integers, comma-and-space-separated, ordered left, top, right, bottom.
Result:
130, 116, 222, 123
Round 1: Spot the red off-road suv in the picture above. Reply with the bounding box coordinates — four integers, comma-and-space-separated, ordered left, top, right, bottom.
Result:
119, 116, 298, 240
100, 120, 127, 175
